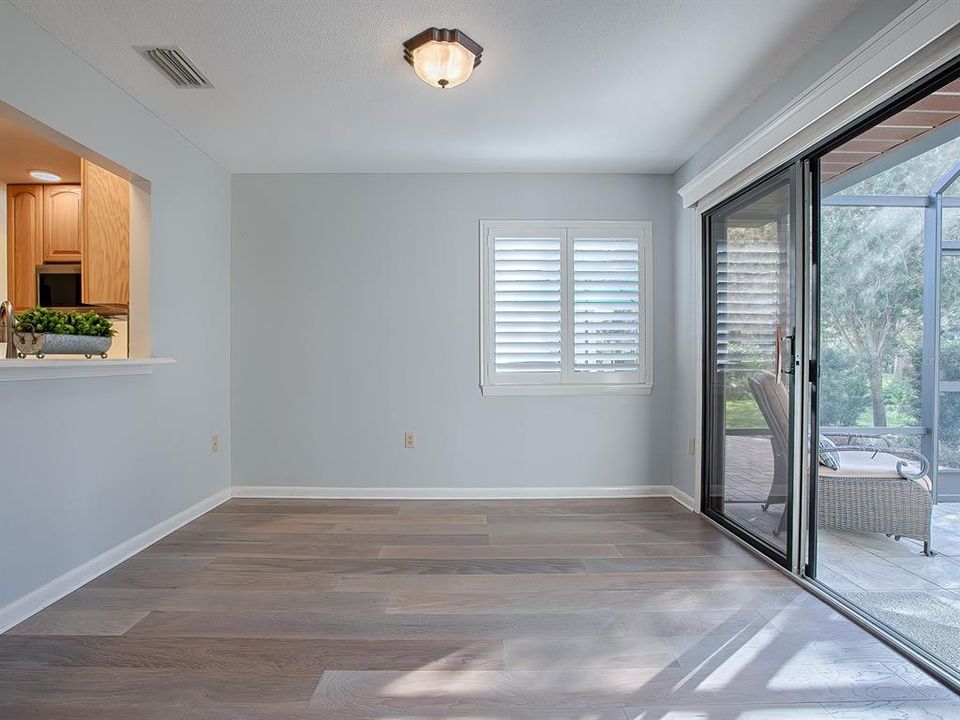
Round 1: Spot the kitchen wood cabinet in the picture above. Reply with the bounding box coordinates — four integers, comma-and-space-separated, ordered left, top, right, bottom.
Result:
81, 158, 129, 305
6, 184, 43, 309
42, 184, 82, 262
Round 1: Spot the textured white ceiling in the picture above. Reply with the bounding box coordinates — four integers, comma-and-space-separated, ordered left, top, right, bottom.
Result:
11, 0, 863, 174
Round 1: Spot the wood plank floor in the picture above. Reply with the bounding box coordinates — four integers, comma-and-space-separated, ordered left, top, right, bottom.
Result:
1, 498, 956, 719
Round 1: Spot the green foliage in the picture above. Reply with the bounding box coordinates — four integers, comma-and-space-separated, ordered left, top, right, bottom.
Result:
724, 398, 765, 429
940, 339, 960, 467
941, 258, 960, 348
822, 133, 960, 428
945, 208, 960, 243
818, 345, 871, 426
940, 393, 960, 468
723, 367, 757, 403
820, 204, 923, 426
15, 308, 115, 338
942, 338, 960, 381
882, 375, 921, 426
814, 131, 960, 460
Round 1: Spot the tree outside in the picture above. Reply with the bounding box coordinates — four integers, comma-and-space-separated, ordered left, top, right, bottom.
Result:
820, 135, 960, 467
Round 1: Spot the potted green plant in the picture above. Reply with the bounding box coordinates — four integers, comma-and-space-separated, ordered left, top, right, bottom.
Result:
13, 308, 116, 359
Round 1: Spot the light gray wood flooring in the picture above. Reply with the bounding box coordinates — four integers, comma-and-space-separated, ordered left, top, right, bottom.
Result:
0, 498, 955, 719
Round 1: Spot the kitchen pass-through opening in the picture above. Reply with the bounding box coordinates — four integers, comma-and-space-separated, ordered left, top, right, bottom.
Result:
0, 102, 151, 361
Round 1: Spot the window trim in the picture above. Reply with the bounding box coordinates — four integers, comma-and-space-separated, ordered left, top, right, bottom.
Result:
479, 219, 653, 397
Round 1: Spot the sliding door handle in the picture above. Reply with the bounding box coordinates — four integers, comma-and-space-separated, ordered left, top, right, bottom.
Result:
781, 335, 797, 375
782, 333, 796, 374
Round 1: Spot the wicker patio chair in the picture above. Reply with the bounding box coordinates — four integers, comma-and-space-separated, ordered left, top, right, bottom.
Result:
748, 370, 935, 555
747, 370, 789, 536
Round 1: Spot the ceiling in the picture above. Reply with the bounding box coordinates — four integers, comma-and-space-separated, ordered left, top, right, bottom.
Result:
11, 0, 863, 174
0, 115, 81, 184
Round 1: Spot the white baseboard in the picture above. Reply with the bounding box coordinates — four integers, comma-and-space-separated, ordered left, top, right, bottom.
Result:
231, 484, 691, 502
0, 487, 231, 634
667, 486, 697, 512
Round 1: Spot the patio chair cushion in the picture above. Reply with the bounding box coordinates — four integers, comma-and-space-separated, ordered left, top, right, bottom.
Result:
818, 436, 840, 470
818, 450, 932, 492
749, 371, 789, 453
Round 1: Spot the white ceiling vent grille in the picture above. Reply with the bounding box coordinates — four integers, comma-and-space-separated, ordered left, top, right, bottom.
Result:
138, 46, 213, 88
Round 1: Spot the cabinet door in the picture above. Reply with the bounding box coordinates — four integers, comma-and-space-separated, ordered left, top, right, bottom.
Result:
6, 184, 43, 309
81, 159, 129, 305
43, 185, 82, 262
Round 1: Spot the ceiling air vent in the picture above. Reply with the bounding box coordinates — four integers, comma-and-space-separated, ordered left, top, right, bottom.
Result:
138, 46, 213, 88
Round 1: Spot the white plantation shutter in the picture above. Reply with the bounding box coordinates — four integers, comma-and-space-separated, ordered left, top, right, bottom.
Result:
572, 233, 641, 376
482, 222, 652, 393
492, 232, 563, 375
715, 239, 783, 368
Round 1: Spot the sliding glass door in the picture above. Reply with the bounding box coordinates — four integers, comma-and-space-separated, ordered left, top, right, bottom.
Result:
703, 167, 801, 566
699, 59, 960, 689
808, 68, 960, 683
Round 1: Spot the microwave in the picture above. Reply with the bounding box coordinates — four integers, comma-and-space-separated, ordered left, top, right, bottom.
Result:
37, 264, 83, 308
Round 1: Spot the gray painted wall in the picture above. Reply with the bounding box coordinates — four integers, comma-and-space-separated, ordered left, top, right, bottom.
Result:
231, 173, 675, 492
0, 3, 231, 609
0, 0, 917, 616
668, 0, 914, 498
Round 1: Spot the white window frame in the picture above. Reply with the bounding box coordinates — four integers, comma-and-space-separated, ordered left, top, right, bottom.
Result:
480, 220, 653, 397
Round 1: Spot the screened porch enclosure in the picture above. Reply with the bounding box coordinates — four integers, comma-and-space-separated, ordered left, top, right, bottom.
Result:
815, 119, 960, 678
713, 122, 960, 595
820, 144, 960, 504
700, 56, 960, 689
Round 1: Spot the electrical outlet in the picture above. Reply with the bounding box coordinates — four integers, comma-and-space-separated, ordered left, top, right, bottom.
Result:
212, 434, 220, 453
688, 437, 696, 456
404, 432, 415, 449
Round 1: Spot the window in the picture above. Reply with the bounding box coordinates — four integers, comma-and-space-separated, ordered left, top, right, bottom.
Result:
480, 220, 652, 396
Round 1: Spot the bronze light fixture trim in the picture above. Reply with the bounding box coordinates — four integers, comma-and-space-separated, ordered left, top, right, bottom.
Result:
403, 27, 483, 89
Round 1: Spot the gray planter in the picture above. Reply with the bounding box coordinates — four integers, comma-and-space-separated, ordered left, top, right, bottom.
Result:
14, 332, 112, 359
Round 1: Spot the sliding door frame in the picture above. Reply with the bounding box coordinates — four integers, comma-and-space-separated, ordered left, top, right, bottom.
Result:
802, 53, 960, 570
797, 53, 960, 690
700, 163, 809, 572
698, 52, 960, 691
801, 155, 821, 578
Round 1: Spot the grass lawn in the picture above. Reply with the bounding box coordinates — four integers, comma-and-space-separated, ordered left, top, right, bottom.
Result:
720, 373, 924, 431
725, 398, 765, 429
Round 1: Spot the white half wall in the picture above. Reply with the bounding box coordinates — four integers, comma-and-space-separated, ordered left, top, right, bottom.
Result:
231, 173, 674, 493
0, 3, 231, 612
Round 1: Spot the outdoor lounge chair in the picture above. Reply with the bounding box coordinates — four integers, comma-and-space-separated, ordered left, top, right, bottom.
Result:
748, 370, 935, 555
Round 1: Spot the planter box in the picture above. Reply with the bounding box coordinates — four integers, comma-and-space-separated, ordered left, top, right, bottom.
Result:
14, 332, 112, 359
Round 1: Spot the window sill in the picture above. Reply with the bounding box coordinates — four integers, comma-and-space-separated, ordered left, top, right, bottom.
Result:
0, 357, 175, 382
481, 383, 652, 397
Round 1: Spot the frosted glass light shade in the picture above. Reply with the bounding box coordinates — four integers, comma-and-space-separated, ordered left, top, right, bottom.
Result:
411, 41, 475, 89
403, 28, 483, 90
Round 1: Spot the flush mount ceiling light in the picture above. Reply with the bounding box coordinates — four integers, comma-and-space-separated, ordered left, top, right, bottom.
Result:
29, 170, 61, 182
403, 27, 483, 89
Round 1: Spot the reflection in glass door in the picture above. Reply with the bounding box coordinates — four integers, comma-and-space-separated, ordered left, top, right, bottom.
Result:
703, 168, 799, 564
